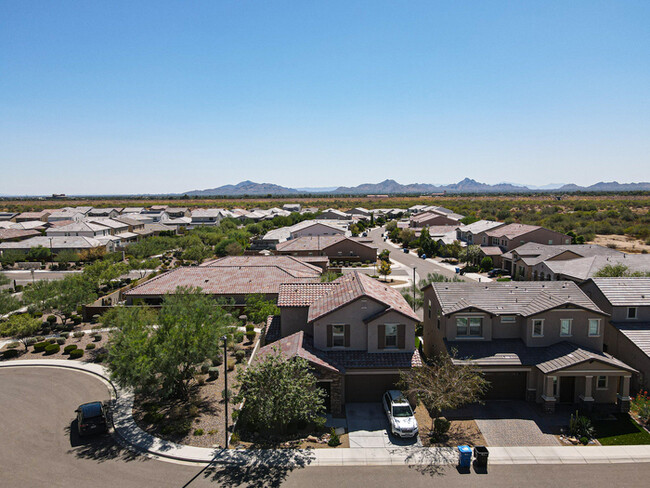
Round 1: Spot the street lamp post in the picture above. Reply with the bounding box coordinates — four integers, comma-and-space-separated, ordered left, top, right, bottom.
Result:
222, 335, 229, 448
412, 266, 417, 312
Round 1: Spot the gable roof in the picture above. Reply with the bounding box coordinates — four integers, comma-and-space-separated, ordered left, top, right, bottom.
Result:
256, 331, 342, 373
275, 235, 375, 253
427, 281, 605, 317
587, 277, 650, 306
461, 220, 505, 234
307, 271, 419, 322
200, 255, 322, 276
485, 223, 543, 240
278, 282, 340, 307
614, 324, 650, 359
544, 255, 650, 282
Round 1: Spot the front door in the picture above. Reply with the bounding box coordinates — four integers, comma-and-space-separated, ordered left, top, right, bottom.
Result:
559, 376, 575, 404
317, 382, 331, 412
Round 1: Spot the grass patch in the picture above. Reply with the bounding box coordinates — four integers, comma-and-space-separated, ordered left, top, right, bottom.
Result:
594, 414, 650, 445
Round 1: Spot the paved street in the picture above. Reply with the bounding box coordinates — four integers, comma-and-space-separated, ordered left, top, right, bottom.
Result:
1, 366, 650, 488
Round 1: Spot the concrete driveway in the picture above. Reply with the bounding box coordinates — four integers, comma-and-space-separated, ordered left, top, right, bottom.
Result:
346, 403, 422, 448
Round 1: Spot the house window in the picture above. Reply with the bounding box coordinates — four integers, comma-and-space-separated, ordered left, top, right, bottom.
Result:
532, 319, 544, 337
501, 316, 516, 323
597, 376, 608, 390
385, 324, 398, 348
588, 319, 601, 337
560, 319, 572, 337
332, 325, 346, 347
548, 240, 553, 245
456, 317, 482, 337
627, 307, 637, 319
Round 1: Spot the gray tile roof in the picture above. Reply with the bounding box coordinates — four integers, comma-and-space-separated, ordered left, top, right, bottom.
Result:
200, 255, 323, 276
485, 223, 543, 239
447, 339, 635, 373
614, 323, 650, 359
545, 255, 650, 282
275, 235, 375, 253
428, 281, 606, 317
461, 220, 505, 234
588, 278, 650, 306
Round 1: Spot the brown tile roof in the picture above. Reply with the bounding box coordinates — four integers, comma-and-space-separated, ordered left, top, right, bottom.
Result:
428, 281, 605, 317
0, 229, 40, 241
307, 271, 420, 323
256, 331, 341, 373
278, 282, 340, 307
484, 223, 542, 240
124, 262, 320, 297
448, 339, 635, 373
479, 246, 503, 256
200, 255, 322, 277
614, 323, 650, 359
275, 235, 375, 253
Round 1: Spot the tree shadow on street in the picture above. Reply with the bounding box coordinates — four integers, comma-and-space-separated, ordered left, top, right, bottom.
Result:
199, 449, 315, 488
388, 446, 455, 477
66, 419, 145, 464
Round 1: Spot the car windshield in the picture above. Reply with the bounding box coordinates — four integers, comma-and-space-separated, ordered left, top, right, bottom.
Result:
392, 405, 413, 418
81, 403, 102, 418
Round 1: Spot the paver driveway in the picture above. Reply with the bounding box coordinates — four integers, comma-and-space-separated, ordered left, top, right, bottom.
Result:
449, 401, 561, 446
346, 403, 422, 448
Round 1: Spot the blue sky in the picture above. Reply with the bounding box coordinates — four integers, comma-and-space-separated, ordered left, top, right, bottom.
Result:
1, 1, 649, 195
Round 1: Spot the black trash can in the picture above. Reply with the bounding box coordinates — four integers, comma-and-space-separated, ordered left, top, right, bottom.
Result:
474, 446, 489, 467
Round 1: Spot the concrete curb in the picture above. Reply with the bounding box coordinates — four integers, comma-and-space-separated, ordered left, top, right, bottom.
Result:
2, 359, 650, 466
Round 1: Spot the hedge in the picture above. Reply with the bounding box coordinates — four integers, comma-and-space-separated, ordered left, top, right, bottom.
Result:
33, 342, 48, 353
63, 344, 77, 354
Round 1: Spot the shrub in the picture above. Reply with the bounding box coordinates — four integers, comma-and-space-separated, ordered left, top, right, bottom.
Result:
46, 338, 56, 344
69, 349, 84, 359
92, 334, 102, 342
211, 354, 223, 367
314, 416, 327, 432
60, 332, 69, 339
433, 417, 451, 438
221, 388, 232, 402
193, 428, 204, 436
227, 359, 235, 371
245, 331, 256, 342
569, 411, 595, 439
35, 336, 45, 342
85, 343, 96, 350
235, 350, 246, 363
33, 342, 48, 353
245, 323, 255, 332
208, 367, 220, 381
26, 338, 37, 346
6, 342, 20, 349
230, 432, 240, 445
73, 331, 84, 338
94, 352, 108, 363
328, 427, 341, 447
73, 316, 82, 325
56, 337, 66, 345
2, 349, 19, 359
233, 343, 244, 353
46, 315, 57, 325
200, 361, 211, 374
234, 331, 244, 343
63, 344, 77, 354
231, 409, 240, 422
580, 436, 589, 445
143, 412, 164, 424
44, 344, 60, 355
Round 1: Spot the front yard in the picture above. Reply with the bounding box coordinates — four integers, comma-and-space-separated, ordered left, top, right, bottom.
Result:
414, 403, 486, 447
594, 414, 650, 446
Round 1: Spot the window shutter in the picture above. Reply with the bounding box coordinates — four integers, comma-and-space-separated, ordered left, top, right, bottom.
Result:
398, 324, 406, 349
344, 325, 350, 347
378, 324, 385, 349
327, 324, 333, 348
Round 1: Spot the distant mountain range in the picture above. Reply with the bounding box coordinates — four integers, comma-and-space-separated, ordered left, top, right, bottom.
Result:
183, 178, 650, 196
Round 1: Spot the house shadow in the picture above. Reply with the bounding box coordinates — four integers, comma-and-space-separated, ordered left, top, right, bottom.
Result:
198, 449, 316, 488
66, 419, 144, 464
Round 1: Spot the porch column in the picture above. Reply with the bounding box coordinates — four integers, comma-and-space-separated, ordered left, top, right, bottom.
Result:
580, 376, 594, 413
617, 375, 631, 413
541, 376, 556, 414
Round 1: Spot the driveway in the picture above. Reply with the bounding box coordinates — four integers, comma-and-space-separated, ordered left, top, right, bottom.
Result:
446, 401, 562, 446
346, 403, 422, 448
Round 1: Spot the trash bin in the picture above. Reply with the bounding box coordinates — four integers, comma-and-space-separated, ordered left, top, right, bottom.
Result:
474, 446, 489, 467
455, 267, 460, 274
457, 445, 472, 468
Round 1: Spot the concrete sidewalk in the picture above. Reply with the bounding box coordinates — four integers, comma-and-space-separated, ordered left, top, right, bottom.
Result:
2, 359, 650, 466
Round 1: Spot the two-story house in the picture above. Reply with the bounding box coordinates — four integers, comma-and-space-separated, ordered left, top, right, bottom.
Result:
479, 224, 571, 253
581, 278, 650, 391
260, 271, 420, 415
422, 281, 635, 413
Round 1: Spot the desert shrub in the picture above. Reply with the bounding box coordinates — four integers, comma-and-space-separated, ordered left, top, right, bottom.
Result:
46, 315, 57, 325
245, 331, 256, 342
193, 428, 204, 436
235, 350, 246, 363
234, 330, 244, 343
92, 334, 102, 342
433, 417, 451, 438
211, 354, 223, 367
569, 411, 595, 439
35, 336, 45, 342
208, 367, 220, 380
221, 388, 232, 402
580, 436, 589, 445
3, 349, 19, 359
46, 338, 56, 344
85, 343, 96, 350
56, 337, 66, 345
33, 342, 48, 352
73, 331, 84, 338
200, 361, 211, 374
63, 344, 77, 354
314, 416, 327, 432
233, 343, 244, 353
227, 359, 235, 371
26, 338, 37, 346
245, 323, 255, 332
44, 344, 60, 355
328, 427, 341, 447
230, 432, 240, 444
6, 342, 20, 349
69, 349, 84, 359
60, 332, 69, 339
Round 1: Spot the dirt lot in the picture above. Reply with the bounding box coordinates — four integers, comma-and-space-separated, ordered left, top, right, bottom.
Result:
414, 403, 486, 447
591, 235, 650, 254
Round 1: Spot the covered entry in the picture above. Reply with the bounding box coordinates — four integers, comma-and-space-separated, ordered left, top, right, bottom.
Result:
345, 373, 400, 403
483, 372, 527, 400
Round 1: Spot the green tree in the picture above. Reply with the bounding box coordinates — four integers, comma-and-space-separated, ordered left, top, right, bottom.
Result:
320, 270, 342, 282
51, 274, 97, 324
594, 264, 650, 277
401, 273, 462, 311
107, 288, 234, 399
26, 246, 51, 262
224, 241, 244, 256
399, 229, 417, 248
129, 258, 161, 278
22, 280, 57, 313
442, 241, 462, 259
0, 313, 42, 351
399, 350, 488, 435
0, 290, 21, 316
55, 250, 80, 264
245, 293, 280, 324
459, 245, 481, 266
235, 348, 325, 434
480, 257, 493, 272
378, 259, 392, 281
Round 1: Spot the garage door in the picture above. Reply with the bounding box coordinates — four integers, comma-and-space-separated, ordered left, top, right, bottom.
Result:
345, 374, 401, 403
484, 372, 527, 400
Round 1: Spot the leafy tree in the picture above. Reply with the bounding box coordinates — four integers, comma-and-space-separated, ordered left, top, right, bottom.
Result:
0, 290, 21, 316
0, 273, 8, 287
320, 270, 342, 282
442, 241, 462, 259
0, 313, 42, 351
401, 273, 462, 311
399, 229, 417, 248
129, 258, 161, 278
480, 257, 493, 272
181, 244, 212, 264
459, 245, 481, 265
378, 259, 392, 281
107, 288, 234, 399
245, 294, 280, 324
594, 264, 650, 277
22, 280, 57, 313
55, 250, 80, 263
83, 260, 129, 289
418, 227, 440, 257
51, 274, 97, 324
379, 249, 390, 262
399, 350, 488, 435
224, 241, 244, 256
26, 246, 51, 262
0, 250, 24, 267
235, 348, 325, 433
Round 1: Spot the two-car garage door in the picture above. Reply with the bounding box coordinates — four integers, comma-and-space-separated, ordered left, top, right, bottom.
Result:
345, 374, 401, 403
483, 372, 527, 400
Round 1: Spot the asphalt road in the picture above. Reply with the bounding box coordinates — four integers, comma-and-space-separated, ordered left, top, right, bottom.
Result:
367, 227, 468, 282
1, 367, 649, 488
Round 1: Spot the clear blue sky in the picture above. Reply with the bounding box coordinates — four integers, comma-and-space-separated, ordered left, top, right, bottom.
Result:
1, 1, 649, 195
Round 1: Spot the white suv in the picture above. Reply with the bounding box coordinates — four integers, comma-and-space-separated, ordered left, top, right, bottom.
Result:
382, 390, 418, 438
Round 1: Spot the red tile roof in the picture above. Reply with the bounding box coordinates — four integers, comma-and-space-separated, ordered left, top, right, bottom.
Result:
0, 229, 40, 241
200, 255, 322, 277
256, 331, 341, 373
278, 282, 340, 307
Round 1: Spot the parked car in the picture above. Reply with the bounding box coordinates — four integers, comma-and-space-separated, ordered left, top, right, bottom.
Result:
382, 390, 418, 438
487, 268, 509, 278
76, 401, 108, 436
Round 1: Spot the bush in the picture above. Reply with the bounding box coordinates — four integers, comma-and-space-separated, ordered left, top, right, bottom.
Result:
56, 337, 66, 345
200, 361, 211, 374
580, 436, 589, 445
193, 428, 204, 436
2, 349, 19, 359
230, 432, 240, 445
63, 344, 77, 354
46, 315, 57, 325
85, 343, 96, 350
33, 342, 48, 353
314, 416, 327, 432
92, 334, 102, 342
211, 355, 223, 367
44, 344, 60, 355
433, 417, 451, 438
25, 338, 37, 346
94, 352, 108, 363
72, 316, 82, 325
569, 411, 595, 439
227, 359, 235, 371
328, 427, 341, 447
245, 323, 255, 332
208, 367, 220, 381
231, 409, 240, 422
60, 332, 69, 339
35, 336, 45, 342
245, 331, 256, 342
6, 342, 19, 349
233, 343, 244, 353
69, 349, 84, 359
46, 338, 56, 344
235, 350, 246, 363
73, 331, 84, 338
234, 330, 245, 343
221, 388, 232, 402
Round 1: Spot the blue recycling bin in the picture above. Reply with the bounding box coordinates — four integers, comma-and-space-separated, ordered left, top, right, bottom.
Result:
457, 445, 472, 468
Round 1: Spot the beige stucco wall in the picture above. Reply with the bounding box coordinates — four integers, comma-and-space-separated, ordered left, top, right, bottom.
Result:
325, 240, 377, 262
366, 309, 416, 353
280, 307, 311, 338
313, 298, 384, 350
523, 309, 606, 350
